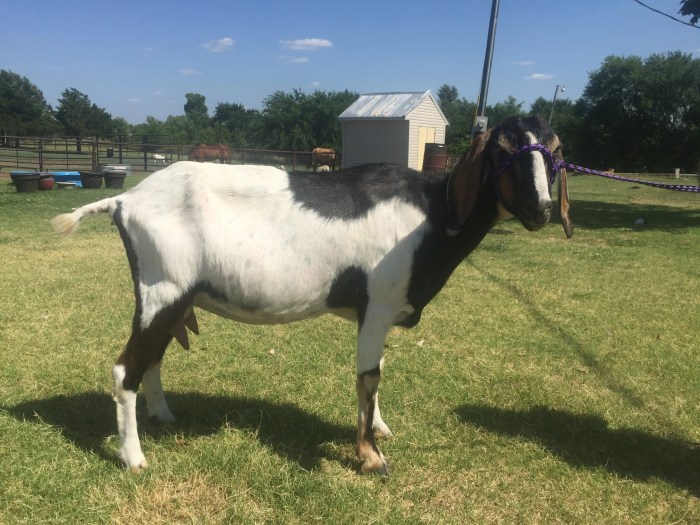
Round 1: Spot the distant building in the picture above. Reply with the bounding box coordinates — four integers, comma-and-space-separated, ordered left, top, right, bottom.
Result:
338, 91, 449, 170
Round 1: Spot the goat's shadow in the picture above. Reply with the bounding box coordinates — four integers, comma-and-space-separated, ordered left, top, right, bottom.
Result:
455, 404, 700, 496
3, 392, 356, 471
555, 198, 700, 231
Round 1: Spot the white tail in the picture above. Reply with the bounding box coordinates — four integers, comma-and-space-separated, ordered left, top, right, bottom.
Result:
50, 197, 119, 237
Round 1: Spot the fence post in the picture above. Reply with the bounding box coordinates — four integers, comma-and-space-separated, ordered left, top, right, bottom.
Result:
142, 136, 148, 171
38, 138, 44, 171
91, 139, 98, 171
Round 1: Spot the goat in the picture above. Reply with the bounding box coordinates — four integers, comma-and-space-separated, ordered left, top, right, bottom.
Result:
51, 116, 570, 475
152, 153, 168, 165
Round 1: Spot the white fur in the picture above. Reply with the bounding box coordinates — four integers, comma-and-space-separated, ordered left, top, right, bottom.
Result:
142, 361, 176, 423
526, 131, 552, 210
115, 163, 427, 343
112, 364, 147, 471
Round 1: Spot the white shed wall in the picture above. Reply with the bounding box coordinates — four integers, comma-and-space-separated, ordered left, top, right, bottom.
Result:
341, 120, 409, 168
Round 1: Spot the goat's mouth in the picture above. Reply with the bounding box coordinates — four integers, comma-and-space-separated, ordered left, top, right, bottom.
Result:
518, 209, 552, 231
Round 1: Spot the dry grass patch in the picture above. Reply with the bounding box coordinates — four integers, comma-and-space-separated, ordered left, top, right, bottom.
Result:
106, 473, 269, 525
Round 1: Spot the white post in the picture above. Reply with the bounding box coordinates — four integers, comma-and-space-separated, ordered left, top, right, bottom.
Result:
674, 168, 680, 179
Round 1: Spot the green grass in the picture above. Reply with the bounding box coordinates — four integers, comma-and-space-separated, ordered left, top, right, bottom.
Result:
0, 172, 698, 524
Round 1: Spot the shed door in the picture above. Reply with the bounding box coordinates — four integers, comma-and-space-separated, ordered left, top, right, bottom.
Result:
417, 127, 436, 171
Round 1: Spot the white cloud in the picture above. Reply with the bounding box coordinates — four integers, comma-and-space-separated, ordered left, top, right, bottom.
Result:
280, 38, 333, 51
154, 91, 163, 96
128, 98, 141, 103
281, 55, 309, 64
179, 68, 199, 76
514, 60, 535, 66
202, 37, 234, 53
310, 81, 321, 87
526, 73, 554, 80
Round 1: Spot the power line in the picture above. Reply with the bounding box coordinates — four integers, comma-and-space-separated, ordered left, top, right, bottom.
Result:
632, 0, 700, 28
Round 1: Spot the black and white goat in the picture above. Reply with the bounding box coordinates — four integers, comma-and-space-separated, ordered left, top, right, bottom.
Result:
52, 116, 570, 474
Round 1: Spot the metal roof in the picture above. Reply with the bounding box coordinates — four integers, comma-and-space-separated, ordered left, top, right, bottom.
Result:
338, 91, 448, 123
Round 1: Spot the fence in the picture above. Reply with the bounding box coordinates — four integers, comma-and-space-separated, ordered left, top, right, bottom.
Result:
0, 136, 329, 174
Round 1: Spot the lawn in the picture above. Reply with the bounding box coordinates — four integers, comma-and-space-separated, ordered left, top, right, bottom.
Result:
0, 170, 698, 524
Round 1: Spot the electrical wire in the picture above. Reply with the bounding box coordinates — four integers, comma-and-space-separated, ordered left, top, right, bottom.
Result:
632, 0, 700, 28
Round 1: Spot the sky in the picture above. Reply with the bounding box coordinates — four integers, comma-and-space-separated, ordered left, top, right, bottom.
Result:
4, 0, 699, 124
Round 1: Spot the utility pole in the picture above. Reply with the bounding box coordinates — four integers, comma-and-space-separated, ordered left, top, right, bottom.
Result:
548, 84, 566, 124
473, 0, 500, 136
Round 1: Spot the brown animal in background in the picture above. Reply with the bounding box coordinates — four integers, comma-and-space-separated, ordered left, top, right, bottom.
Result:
188, 143, 230, 163
312, 147, 336, 171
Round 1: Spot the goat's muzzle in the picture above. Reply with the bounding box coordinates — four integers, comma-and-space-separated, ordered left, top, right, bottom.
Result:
518, 197, 552, 231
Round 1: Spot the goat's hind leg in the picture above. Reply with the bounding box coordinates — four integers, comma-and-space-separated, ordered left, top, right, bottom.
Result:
142, 360, 176, 423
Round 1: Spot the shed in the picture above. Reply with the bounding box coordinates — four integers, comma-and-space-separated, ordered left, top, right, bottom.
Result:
338, 91, 449, 170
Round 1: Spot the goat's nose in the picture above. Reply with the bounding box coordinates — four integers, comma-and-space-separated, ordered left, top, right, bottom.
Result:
528, 197, 552, 215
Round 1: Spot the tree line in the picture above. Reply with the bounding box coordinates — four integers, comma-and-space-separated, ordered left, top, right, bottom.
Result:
2, 50, 700, 172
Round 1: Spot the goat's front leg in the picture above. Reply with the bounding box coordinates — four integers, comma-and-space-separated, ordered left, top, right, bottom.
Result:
371, 358, 392, 439
356, 308, 392, 475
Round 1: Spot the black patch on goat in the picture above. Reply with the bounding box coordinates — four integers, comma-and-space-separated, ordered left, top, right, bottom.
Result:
326, 266, 369, 325
404, 176, 500, 320
288, 164, 432, 220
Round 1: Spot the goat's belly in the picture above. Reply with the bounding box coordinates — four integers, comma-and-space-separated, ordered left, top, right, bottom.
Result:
193, 292, 332, 325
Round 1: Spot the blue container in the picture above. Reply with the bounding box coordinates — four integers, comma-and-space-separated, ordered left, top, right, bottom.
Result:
50, 171, 82, 187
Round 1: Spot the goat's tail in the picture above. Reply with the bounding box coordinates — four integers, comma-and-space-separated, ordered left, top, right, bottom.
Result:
51, 197, 119, 237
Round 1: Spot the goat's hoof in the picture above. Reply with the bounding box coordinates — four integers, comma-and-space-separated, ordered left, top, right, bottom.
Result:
129, 462, 147, 474
360, 455, 391, 476
121, 449, 148, 473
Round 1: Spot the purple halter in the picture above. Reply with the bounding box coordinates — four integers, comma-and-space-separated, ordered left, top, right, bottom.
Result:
493, 143, 561, 187
494, 143, 700, 193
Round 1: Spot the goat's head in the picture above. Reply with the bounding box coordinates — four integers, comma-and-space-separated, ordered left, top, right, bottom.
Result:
449, 115, 571, 236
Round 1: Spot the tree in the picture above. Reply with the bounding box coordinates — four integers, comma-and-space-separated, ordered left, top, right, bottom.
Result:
576, 52, 700, 171
212, 102, 260, 148
487, 96, 525, 127
184, 93, 209, 127
437, 86, 526, 155
679, 0, 700, 24
257, 89, 358, 151
0, 70, 53, 138
55, 88, 113, 146
528, 96, 581, 161
436, 84, 475, 155
111, 117, 132, 141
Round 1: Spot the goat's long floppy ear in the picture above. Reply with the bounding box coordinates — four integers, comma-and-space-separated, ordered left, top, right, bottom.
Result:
558, 168, 574, 239
448, 129, 492, 232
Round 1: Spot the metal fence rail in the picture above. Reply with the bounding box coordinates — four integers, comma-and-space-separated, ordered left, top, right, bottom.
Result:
0, 137, 330, 173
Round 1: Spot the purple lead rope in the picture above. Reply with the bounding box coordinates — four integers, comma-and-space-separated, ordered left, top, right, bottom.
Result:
495, 143, 700, 193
